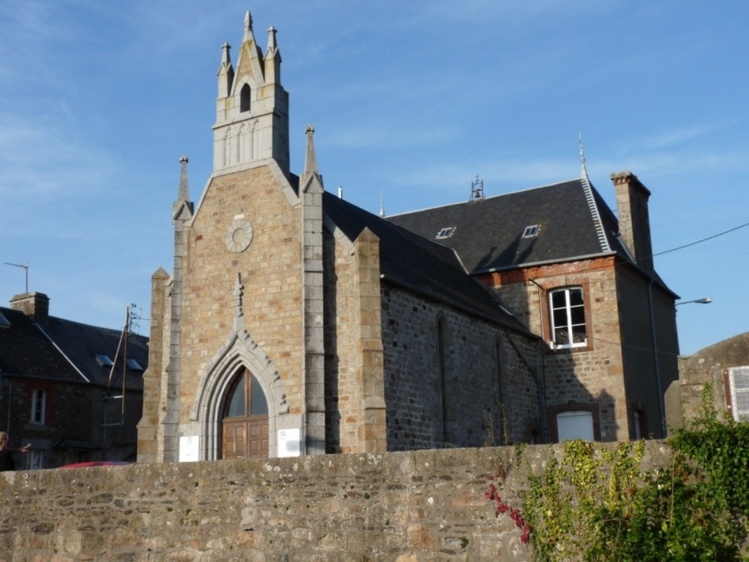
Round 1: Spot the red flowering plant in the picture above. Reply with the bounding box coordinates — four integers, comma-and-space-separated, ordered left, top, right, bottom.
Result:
485, 476, 531, 544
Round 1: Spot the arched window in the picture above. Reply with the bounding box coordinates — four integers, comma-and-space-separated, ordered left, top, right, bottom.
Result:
222, 368, 268, 458
240, 84, 251, 112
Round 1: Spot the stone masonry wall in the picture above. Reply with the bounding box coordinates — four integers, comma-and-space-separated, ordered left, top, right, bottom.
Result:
380, 285, 540, 450
0, 443, 672, 561
323, 227, 362, 453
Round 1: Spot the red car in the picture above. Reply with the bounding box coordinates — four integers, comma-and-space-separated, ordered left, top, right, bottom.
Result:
58, 461, 131, 468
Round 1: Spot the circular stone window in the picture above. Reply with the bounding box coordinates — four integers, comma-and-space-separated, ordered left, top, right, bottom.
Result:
225, 218, 254, 253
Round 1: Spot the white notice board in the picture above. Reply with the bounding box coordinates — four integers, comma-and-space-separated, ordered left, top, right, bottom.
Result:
277, 428, 301, 457
179, 435, 200, 462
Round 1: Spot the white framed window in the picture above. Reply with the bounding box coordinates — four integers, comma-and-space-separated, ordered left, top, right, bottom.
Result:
435, 227, 456, 240
728, 366, 749, 422
557, 411, 594, 442
30, 389, 46, 425
549, 287, 587, 349
522, 224, 540, 238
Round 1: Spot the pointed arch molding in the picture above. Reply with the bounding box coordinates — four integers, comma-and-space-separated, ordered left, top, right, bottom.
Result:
190, 328, 289, 460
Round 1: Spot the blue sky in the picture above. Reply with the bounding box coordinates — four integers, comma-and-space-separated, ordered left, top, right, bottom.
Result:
1, 1, 747, 355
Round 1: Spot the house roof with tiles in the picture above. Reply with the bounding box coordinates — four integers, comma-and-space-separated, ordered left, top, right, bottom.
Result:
0, 297, 148, 392
386, 177, 627, 275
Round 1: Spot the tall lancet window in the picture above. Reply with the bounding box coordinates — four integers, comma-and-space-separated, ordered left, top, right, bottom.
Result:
240, 84, 251, 112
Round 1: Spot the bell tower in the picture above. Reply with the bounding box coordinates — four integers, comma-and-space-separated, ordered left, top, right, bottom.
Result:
213, 11, 289, 175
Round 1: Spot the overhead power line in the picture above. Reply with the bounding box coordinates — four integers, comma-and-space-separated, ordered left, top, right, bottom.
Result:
653, 220, 749, 258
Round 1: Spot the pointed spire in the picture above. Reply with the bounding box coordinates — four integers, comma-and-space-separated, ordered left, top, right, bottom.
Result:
173, 155, 193, 220
244, 10, 253, 37
579, 133, 589, 183
217, 42, 234, 99
221, 41, 232, 66
263, 25, 282, 83
178, 155, 190, 201
266, 26, 278, 56
379, 191, 385, 218
304, 124, 318, 174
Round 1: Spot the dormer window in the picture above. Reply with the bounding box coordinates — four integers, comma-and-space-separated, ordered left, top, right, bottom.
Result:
95, 353, 114, 367
240, 84, 251, 112
126, 358, 144, 372
522, 225, 540, 238
436, 227, 456, 239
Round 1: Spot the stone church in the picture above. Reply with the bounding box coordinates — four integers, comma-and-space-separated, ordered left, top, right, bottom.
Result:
137, 12, 543, 463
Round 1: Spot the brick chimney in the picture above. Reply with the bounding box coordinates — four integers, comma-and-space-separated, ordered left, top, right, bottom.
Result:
611, 171, 653, 275
10, 292, 50, 323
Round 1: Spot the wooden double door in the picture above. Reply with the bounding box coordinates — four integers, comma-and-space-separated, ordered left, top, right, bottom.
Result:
222, 368, 269, 459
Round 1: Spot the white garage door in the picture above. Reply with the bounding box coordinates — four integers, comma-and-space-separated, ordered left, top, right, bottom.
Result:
557, 411, 594, 442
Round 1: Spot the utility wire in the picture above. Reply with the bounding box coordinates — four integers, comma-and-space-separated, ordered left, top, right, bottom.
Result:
652, 220, 749, 258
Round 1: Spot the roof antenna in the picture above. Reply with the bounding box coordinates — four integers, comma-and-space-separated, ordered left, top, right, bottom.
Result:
579, 133, 589, 183
379, 191, 385, 218
4, 262, 29, 293
470, 175, 484, 201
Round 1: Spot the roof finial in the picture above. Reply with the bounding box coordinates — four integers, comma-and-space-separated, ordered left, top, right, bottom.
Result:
379, 191, 385, 218
178, 155, 190, 201
304, 124, 318, 174
579, 133, 589, 183
267, 26, 278, 54
244, 10, 253, 32
221, 42, 231, 65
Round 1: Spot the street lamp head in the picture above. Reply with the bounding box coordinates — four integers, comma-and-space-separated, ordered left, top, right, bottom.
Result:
676, 297, 713, 306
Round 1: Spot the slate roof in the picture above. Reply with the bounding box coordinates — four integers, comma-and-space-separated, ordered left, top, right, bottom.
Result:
40, 317, 148, 392
322, 192, 533, 335
0, 307, 148, 392
0, 307, 84, 383
387, 178, 628, 275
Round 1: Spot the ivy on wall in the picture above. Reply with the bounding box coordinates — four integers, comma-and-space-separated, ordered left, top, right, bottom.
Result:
488, 385, 749, 561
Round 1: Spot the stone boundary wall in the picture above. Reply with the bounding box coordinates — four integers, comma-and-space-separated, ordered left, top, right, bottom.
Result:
0, 443, 671, 561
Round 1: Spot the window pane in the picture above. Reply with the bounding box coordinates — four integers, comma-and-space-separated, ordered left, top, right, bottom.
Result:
554, 328, 569, 345
250, 375, 268, 415
572, 325, 587, 343
551, 291, 566, 308
552, 309, 568, 326
225, 376, 246, 418
570, 306, 586, 325
569, 289, 584, 306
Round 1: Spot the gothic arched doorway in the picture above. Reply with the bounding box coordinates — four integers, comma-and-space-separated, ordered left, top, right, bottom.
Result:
222, 368, 269, 459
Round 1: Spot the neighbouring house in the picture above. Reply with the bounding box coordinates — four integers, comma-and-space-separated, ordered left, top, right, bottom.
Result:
0, 292, 147, 468
137, 11, 544, 464
671, 332, 749, 427
388, 165, 680, 441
